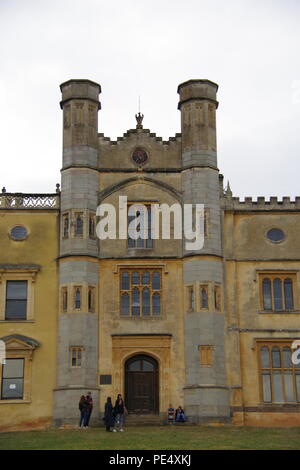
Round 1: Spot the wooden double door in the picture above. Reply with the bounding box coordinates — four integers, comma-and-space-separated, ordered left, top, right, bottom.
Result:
125, 355, 159, 414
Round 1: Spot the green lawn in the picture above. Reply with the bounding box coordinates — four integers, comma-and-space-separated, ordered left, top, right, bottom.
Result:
1, 425, 300, 450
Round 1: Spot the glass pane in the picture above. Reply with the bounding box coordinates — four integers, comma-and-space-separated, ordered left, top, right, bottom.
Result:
76, 216, 83, 235
137, 237, 145, 248
142, 360, 154, 371
75, 289, 81, 308
152, 272, 161, 290
263, 279, 272, 310
284, 279, 294, 310
132, 272, 140, 285
283, 347, 293, 368
284, 372, 294, 402
121, 272, 130, 290
260, 347, 270, 368
128, 360, 142, 371
201, 288, 208, 309
2, 378, 23, 399
273, 278, 283, 310
262, 372, 271, 402
132, 288, 140, 316
11, 226, 27, 240
153, 293, 160, 315
142, 288, 150, 315
121, 293, 130, 316
2, 359, 24, 378
5, 300, 27, 319
273, 371, 284, 402
6, 281, 27, 300
267, 228, 285, 242
296, 373, 300, 402
146, 234, 153, 248
128, 237, 135, 248
77, 350, 82, 367
142, 272, 150, 285
272, 347, 281, 368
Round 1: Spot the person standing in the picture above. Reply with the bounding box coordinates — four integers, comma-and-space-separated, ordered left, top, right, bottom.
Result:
104, 397, 115, 432
113, 393, 127, 432
78, 395, 89, 428
85, 391, 93, 427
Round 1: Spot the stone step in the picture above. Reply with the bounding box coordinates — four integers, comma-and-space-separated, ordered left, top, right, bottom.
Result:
125, 414, 163, 426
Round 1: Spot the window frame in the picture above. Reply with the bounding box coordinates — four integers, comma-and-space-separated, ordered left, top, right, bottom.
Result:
120, 268, 162, 317
257, 340, 300, 404
259, 272, 297, 313
127, 203, 154, 250
0, 269, 38, 322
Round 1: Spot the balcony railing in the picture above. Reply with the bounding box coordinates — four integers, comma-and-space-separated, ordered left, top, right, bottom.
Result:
0, 193, 60, 210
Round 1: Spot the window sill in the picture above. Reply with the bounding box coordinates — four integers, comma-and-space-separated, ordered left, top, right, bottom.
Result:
0, 400, 31, 404
258, 310, 300, 315
0, 320, 35, 323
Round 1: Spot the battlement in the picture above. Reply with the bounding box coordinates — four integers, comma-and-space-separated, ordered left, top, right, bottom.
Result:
222, 195, 300, 211
98, 129, 182, 146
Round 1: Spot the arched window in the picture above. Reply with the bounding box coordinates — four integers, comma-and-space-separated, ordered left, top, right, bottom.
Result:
261, 274, 296, 312
75, 214, 83, 236
200, 287, 208, 309
75, 288, 81, 309
263, 278, 272, 310
284, 279, 294, 310
273, 278, 283, 310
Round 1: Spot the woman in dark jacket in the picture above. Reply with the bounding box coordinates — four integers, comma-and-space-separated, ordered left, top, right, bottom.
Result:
113, 394, 127, 432
79, 395, 89, 428
104, 397, 115, 432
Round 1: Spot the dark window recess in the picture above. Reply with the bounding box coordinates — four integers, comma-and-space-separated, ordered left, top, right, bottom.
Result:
267, 228, 285, 243
100, 374, 112, 385
1, 358, 24, 399
5, 281, 28, 320
10, 226, 28, 240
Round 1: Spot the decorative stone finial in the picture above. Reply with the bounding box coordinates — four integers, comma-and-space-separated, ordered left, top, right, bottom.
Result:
2, 187, 6, 193
225, 181, 233, 198
135, 112, 144, 129
56, 183, 60, 193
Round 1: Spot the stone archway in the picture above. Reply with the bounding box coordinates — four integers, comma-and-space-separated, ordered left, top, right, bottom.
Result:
125, 354, 159, 414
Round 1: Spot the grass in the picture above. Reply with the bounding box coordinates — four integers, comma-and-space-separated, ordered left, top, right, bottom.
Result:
1, 425, 300, 450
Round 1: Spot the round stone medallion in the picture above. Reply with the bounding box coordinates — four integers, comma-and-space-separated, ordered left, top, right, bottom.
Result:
132, 148, 148, 165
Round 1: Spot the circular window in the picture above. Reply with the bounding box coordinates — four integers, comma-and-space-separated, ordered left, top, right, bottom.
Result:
132, 148, 148, 165
266, 228, 285, 243
10, 225, 28, 241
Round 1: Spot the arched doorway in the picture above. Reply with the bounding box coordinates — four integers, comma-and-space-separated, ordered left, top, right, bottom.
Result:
125, 355, 159, 414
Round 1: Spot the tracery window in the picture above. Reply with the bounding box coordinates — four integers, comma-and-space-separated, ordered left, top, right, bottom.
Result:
259, 342, 300, 403
120, 269, 161, 316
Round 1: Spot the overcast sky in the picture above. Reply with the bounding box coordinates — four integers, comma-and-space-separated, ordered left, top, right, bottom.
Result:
1, 0, 300, 198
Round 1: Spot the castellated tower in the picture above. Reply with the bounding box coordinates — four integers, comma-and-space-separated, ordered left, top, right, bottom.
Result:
53, 80, 101, 426
178, 80, 230, 423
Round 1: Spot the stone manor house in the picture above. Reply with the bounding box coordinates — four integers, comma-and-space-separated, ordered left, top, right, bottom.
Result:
1, 78, 300, 431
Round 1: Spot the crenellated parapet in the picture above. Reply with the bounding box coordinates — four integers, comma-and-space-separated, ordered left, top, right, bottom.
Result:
222, 194, 300, 211
98, 129, 182, 146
